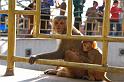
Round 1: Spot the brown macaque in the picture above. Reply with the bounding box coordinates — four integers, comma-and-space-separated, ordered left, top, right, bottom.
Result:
29, 16, 83, 75
81, 41, 111, 81
54, 41, 99, 79
29, 16, 111, 81
29, 15, 82, 64
55, 49, 87, 79
52, 16, 67, 34
56, 41, 111, 81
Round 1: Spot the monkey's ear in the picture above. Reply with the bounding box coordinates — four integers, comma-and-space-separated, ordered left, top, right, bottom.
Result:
92, 41, 97, 49
72, 26, 84, 36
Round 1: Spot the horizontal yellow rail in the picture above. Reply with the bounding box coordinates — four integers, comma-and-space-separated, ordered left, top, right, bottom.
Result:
14, 10, 36, 15
0, 55, 124, 73
0, 10, 8, 14
37, 34, 124, 42
0, 10, 36, 15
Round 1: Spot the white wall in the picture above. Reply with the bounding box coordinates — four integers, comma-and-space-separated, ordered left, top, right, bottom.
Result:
15, 38, 60, 70
98, 42, 124, 67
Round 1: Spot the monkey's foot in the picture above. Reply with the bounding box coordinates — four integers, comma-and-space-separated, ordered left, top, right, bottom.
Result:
44, 69, 57, 75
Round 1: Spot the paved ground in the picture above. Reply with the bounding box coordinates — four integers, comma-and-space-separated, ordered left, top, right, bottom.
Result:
0, 65, 124, 82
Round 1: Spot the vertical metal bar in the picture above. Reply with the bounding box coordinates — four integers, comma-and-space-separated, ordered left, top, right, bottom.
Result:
16, 15, 19, 34
102, 0, 111, 66
28, 18, 31, 33
67, 0, 72, 36
122, 19, 124, 36
5, 0, 16, 76
33, 0, 41, 37
23, 17, 25, 29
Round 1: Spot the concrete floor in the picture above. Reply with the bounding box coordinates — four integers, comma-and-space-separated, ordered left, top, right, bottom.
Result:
0, 65, 124, 82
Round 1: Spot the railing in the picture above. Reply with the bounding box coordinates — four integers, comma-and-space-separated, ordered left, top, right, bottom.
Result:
15, 16, 124, 37
0, 0, 124, 77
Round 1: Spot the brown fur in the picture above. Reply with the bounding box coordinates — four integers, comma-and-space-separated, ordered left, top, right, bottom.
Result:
29, 16, 111, 81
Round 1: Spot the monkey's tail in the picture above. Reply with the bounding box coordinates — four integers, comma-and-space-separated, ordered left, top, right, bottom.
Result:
103, 72, 112, 82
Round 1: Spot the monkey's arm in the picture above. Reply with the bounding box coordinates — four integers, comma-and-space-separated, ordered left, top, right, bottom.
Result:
88, 49, 102, 64
36, 50, 64, 59
87, 49, 104, 81
29, 40, 66, 64
72, 26, 83, 35
29, 50, 64, 64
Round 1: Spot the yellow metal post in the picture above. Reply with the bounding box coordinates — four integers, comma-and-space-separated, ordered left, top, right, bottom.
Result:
67, 0, 72, 36
33, 0, 41, 37
102, 0, 111, 66
4, 0, 16, 76
122, 20, 124, 33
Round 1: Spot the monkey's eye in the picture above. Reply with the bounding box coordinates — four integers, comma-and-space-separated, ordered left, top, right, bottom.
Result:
54, 21, 58, 25
60, 21, 64, 25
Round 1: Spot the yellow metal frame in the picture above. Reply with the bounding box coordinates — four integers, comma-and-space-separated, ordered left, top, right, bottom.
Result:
0, 0, 124, 76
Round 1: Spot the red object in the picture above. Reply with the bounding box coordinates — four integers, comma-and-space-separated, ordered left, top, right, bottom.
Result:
110, 6, 122, 21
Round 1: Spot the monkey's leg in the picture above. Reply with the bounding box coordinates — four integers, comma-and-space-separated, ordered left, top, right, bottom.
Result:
64, 49, 81, 62
56, 67, 74, 78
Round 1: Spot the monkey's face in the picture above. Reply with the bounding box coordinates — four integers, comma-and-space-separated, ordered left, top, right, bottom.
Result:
82, 41, 93, 52
53, 19, 67, 34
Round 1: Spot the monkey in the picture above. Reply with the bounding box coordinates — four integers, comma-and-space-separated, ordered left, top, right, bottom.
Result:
55, 40, 111, 82
54, 41, 97, 79
80, 41, 111, 81
55, 48, 87, 79
29, 15, 83, 75
29, 16, 111, 81
29, 15, 82, 62
81, 41, 103, 81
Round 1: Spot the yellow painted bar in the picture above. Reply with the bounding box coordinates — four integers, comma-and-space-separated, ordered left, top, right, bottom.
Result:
33, 0, 41, 37
122, 19, 124, 32
0, 10, 8, 14
38, 34, 124, 42
102, 0, 111, 37
5, 0, 16, 76
13, 56, 124, 73
0, 55, 7, 60
107, 37, 124, 42
67, 0, 72, 36
1, 55, 124, 73
102, 0, 111, 65
14, 10, 36, 15
38, 34, 103, 41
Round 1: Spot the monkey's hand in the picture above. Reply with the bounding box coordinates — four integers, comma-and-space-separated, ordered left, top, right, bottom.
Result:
88, 75, 95, 81
29, 55, 37, 64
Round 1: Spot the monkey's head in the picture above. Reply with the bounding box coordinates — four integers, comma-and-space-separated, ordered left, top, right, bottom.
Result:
81, 41, 97, 52
52, 16, 67, 34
